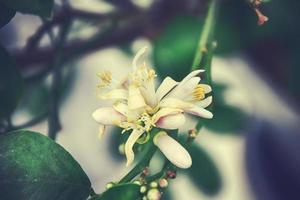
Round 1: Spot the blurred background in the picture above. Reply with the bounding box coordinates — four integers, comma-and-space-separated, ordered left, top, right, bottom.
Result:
0, 0, 299, 199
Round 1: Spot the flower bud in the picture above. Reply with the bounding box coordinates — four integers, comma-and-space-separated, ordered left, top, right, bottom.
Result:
105, 182, 115, 189
118, 143, 125, 155
140, 185, 147, 194
147, 188, 161, 200
167, 170, 177, 179
133, 180, 142, 185
150, 181, 158, 188
159, 179, 168, 188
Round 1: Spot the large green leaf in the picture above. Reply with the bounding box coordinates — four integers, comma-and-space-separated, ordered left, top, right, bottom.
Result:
186, 144, 221, 195
0, 45, 23, 119
153, 15, 202, 81
0, 0, 54, 18
0, 130, 91, 200
0, 2, 15, 28
91, 183, 141, 200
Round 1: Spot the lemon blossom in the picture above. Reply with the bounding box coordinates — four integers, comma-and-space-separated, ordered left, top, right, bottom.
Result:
92, 47, 213, 169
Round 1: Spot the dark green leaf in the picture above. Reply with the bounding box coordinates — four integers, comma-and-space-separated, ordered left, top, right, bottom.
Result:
0, 0, 54, 18
153, 15, 202, 81
91, 183, 141, 200
0, 45, 23, 119
186, 144, 221, 195
205, 103, 248, 134
0, 130, 91, 200
0, 2, 15, 28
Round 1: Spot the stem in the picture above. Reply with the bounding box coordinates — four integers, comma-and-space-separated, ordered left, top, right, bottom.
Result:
48, 20, 72, 139
119, 129, 161, 183
191, 0, 218, 71
119, 141, 157, 183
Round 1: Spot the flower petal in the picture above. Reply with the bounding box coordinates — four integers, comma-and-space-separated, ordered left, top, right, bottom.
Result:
156, 77, 178, 101
196, 96, 212, 108
125, 129, 145, 166
98, 125, 106, 139
99, 89, 128, 100
140, 79, 157, 108
156, 114, 186, 130
132, 46, 148, 71
113, 102, 128, 116
159, 98, 193, 109
185, 106, 213, 119
92, 107, 126, 125
154, 132, 192, 169
128, 85, 146, 110
199, 84, 212, 93
167, 77, 200, 100
152, 108, 183, 123
177, 69, 204, 87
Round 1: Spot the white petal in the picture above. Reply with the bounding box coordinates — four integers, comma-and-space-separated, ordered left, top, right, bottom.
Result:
128, 85, 146, 109
132, 46, 148, 71
199, 84, 212, 93
178, 70, 204, 87
159, 98, 193, 109
98, 125, 106, 139
154, 133, 192, 169
99, 89, 128, 100
125, 129, 144, 166
140, 79, 157, 108
156, 114, 186, 130
156, 77, 178, 101
152, 108, 183, 123
113, 102, 128, 116
196, 96, 213, 108
167, 77, 200, 99
185, 106, 213, 119
92, 107, 126, 125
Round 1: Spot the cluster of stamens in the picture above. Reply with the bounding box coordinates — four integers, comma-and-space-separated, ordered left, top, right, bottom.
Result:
193, 84, 206, 101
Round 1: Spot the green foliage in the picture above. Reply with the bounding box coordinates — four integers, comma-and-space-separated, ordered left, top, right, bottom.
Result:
0, 0, 54, 18
90, 183, 141, 200
0, 45, 23, 120
205, 83, 249, 134
186, 144, 222, 195
0, 130, 91, 200
0, 2, 15, 28
153, 15, 202, 81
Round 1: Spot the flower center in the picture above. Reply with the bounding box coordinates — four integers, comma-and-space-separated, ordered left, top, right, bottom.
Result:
193, 84, 206, 101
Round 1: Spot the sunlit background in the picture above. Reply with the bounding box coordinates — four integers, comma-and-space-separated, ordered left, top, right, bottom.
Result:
1, 0, 299, 200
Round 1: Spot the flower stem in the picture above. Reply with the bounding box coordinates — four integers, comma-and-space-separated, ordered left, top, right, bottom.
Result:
191, 0, 219, 72
119, 129, 160, 183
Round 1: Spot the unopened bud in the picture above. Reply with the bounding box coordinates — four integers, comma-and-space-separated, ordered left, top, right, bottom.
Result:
140, 185, 147, 194
142, 167, 150, 177
133, 180, 142, 185
159, 179, 168, 188
105, 182, 115, 189
150, 181, 158, 188
147, 188, 161, 200
118, 143, 125, 155
167, 170, 177, 179
188, 129, 197, 139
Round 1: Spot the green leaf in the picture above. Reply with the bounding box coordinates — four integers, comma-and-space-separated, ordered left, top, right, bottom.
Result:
205, 103, 248, 134
91, 183, 141, 200
186, 144, 221, 195
0, 45, 23, 119
0, 130, 92, 200
0, 0, 54, 18
153, 15, 202, 80
0, 2, 15, 28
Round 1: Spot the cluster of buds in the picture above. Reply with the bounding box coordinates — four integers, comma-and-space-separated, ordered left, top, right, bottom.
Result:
250, 0, 269, 25
139, 178, 170, 200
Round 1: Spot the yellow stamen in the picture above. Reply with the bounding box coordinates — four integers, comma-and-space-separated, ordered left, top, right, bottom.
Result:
193, 84, 206, 101
97, 71, 112, 88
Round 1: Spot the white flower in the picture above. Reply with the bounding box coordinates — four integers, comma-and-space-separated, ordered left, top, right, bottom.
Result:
92, 47, 213, 168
